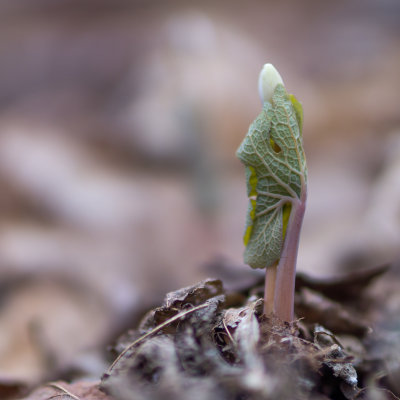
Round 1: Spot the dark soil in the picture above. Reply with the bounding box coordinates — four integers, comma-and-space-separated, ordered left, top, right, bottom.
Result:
99, 264, 400, 400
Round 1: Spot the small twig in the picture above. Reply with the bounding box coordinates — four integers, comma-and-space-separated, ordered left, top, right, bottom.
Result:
107, 302, 209, 374
46, 382, 80, 400
222, 317, 235, 346
314, 330, 345, 349
312, 344, 353, 364
355, 387, 400, 400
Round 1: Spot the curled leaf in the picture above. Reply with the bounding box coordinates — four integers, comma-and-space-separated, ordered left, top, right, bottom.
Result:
236, 84, 307, 269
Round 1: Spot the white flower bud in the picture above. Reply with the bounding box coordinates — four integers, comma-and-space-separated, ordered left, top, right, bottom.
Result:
258, 63, 284, 104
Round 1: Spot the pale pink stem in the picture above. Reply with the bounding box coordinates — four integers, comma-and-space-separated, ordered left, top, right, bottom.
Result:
273, 189, 307, 322
263, 261, 278, 315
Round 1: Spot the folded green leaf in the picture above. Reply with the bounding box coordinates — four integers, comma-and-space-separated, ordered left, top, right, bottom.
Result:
236, 84, 307, 269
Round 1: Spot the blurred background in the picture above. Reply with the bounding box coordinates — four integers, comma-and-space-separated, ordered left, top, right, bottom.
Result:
0, 0, 399, 388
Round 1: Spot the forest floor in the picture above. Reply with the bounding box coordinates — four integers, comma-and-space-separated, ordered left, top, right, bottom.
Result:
17, 263, 400, 400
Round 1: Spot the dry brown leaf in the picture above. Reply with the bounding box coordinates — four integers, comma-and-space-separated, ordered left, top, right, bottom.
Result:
21, 381, 112, 400
295, 288, 370, 336
295, 264, 389, 302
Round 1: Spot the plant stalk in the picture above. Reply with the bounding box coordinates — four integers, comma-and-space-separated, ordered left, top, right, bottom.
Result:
264, 261, 278, 315
273, 189, 307, 322
263, 261, 278, 315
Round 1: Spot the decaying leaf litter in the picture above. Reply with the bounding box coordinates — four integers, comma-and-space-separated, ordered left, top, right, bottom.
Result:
94, 264, 400, 400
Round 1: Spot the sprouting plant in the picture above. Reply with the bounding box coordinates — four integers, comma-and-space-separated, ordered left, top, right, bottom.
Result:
236, 64, 307, 322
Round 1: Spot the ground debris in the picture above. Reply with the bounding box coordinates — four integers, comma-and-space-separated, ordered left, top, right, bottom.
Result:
295, 265, 389, 303
138, 278, 223, 333
20, 380, 111, 400
111, 279, 225, 355
101, 270, 399, 400
314, 325, 358, 398
295, 288, 370, 336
